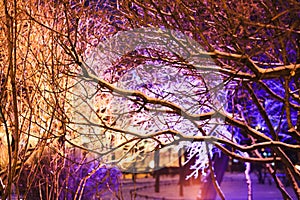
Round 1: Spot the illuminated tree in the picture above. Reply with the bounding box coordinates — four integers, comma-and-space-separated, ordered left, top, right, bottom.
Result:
0, 1, 121, 199
0, 0, 299, 200
79, 1, 299, 199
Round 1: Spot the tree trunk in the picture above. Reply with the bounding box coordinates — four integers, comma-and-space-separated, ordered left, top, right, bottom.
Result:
154, 149, 160, 193
179, 148, 184, 196
197, 151, 229, 200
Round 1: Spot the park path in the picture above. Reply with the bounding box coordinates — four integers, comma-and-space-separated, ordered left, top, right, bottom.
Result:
108, 172, 297, 200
